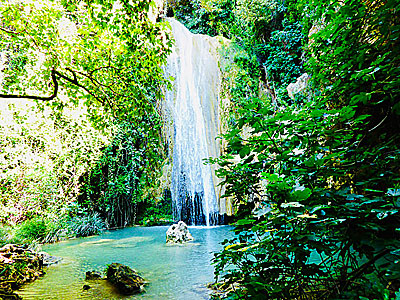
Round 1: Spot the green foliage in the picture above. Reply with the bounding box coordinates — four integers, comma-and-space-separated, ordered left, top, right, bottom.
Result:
210, 0, 400, 299
14, 217, 48, 244
139, 193, 173, 226
43, 202, 107, 242
0, 99, 110, 226
174, 0, 286, 42
79, 121, 165, 228
174, 0, 304, 105
173, 0, 219, 36
0, 0, 172, 126
67, 212, 106, 238
0, 226, 8, 247
213, 98, 400, 299
7, 202, 107, 244
263, 20, 304, 91
173, 0, 240, 38
0, 0, 171, 233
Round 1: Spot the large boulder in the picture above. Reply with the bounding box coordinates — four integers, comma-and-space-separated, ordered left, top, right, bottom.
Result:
287, 73, 310, 100
106, 263, 145, 295
166, 221, 194, 244
0, 244, 46, 299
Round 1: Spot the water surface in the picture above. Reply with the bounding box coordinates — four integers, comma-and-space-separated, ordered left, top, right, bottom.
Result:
18, 226, 232, 300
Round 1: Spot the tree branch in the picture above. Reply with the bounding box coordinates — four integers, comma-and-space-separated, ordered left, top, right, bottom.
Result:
0, 69, 58, 101
0, 68, 101, 105
0, 27, 23, 36
347, 248, 390, 281
54, 69, 105, 105
0, 67, 121, 113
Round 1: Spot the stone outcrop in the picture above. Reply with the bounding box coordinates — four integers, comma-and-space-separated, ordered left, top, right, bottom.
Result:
287, 73, 311, 100
106, 263, 146, 295
0, 244, 47, 300
166, 221, 194, 244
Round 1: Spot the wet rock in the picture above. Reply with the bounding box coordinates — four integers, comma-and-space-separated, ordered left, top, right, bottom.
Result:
166, 221, 194, 244
85, 270, 103, 280
0, 281, 22, 300
106, 263, 145, 295
0, 244, 45, 299
208, 280, 241, 299
38, 251, 62, 266
82, 284, 91, 291
0, 244, 45, 282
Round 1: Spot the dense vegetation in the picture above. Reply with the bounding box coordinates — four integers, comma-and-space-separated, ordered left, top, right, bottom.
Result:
79, 121, 172, 228
0, 0, 172, 243
1, 0, 399, 299
171, 0, 400, 298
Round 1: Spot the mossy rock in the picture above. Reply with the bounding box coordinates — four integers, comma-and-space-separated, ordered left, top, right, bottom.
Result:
105, 263, 145, 295
0, 244, 45, 298
85, 270, 102, 280
0, 282, 22, 300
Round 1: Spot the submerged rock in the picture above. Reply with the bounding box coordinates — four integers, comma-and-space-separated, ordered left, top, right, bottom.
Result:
85, 270, 103, 280
106, 263, 145, 295
38, 251, 62, 266
166, 221, 194, 244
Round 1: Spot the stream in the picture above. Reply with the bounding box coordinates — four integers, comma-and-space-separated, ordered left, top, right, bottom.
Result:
18, 226, 232, 300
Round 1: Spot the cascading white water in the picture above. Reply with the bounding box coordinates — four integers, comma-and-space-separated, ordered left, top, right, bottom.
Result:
164, 18, 224, 226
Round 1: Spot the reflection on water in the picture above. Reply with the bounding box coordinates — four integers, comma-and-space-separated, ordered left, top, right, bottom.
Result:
18, 226, 232, 300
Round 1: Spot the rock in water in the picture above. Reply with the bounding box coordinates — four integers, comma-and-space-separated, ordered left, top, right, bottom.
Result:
106, 263, 145, 295
166, 221, 194, 244
0, 244, 45, 299
85, 270, 102, 280
38, 251, 62, 266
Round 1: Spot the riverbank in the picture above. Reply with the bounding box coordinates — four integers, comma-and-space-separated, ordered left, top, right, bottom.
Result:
0, 244, 63, 299
0, 244, 45, 300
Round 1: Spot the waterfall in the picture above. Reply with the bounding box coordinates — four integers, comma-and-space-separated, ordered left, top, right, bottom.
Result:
163, 18, 225, 226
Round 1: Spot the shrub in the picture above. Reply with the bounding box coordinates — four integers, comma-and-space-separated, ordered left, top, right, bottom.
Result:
67, 213, 106, 238
212, 0, 400, 299
14, 218, 48, 244
79, 121, 164, 228
43, 203, 108, 242
0, 226, 9, 247
139, 196, 173, 226
42, 217, 69, 244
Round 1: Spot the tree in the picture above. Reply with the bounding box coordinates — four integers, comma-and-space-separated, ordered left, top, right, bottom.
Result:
212, 0, 400, 299
0, 0, 172, 227
0, 0, 171, 125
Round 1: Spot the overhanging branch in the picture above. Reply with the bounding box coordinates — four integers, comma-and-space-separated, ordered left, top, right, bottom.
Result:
0, 26, 23, 36
0, 68, 103, 105
0, 69, 58, 101
0, 67, 121, 112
